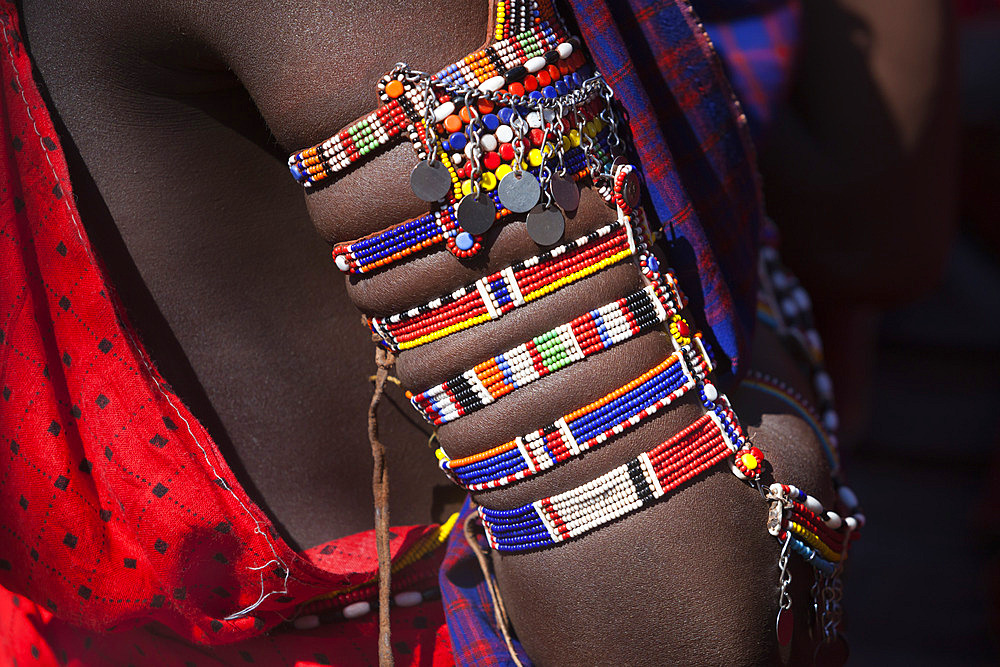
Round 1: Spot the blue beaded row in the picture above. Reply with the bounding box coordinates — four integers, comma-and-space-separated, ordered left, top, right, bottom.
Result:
448, 360, 689, 487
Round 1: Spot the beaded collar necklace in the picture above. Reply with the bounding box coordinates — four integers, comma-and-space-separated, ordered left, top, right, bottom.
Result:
285, 0, 861, 660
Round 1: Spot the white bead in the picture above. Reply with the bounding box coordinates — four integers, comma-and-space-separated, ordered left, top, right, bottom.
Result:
480, 134, 498, 151
556, 42, 573, 59
450, 152, 464, 165
433, 102, 456, 123
838, 485, 859, 510
793, 287, 812, 311
844, 516, 858, 531
526, 112, 543, 128
293, 614, 320, 630
702, 383, 718, 402
823, 511, 842, 529
495, 125, 514, 143
769, 483, 783, 496
479, 75, 506, 92
394, 591, 423, 608
823, 410, 839, 432
343, 601, 372, 619
334, 255, 350, 273
804, 494, 823, 515
814, 371, 833, 398
542, 108, 556, 122
854, 512, 866, 527
525, 56, 547, 73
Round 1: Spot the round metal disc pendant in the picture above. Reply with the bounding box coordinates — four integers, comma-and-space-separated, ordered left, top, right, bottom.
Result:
622, 170, 641, 209
498, 171, 541, 213
525, 205, 565, 246
410, 160, 453, 202
550, 174, 580, 212
457, 193, 496, 235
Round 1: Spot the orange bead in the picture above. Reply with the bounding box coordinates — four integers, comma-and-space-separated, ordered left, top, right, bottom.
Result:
459, 106, 472, 124
385, 79, 405, 99
443, 114, 463, 133
508, 82, 525, 97
478, 98, 495, 114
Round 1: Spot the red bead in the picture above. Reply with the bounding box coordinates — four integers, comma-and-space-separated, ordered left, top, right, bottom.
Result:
523, 74, 538, 92
484, 151, 502, 171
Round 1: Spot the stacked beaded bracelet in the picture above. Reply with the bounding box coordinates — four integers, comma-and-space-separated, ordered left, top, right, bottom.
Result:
370, 221, 634, 351
479, 410, 747, 552
407, 284, 670, 426
439, 347, 709, 491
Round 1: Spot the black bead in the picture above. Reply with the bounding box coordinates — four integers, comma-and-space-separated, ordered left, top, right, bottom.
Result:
544, 50, 559, 65
504, 65, 527, 83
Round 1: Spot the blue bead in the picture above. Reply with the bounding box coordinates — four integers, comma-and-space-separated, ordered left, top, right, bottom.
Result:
498, 107, 514, 124
455, 232, 475, 251
482, 113, 501, 132
647, 255, 659, 272
554, 81, 568, 95
528, 91, 543, 102
449, 132, 468, 150
289, 163, 303, 180
570, 72, 581, 87
542, 85, 557, 99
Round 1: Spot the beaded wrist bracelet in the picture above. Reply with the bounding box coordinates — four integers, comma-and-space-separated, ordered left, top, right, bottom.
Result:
439, 347, 709, 491
479, 410, 744, 552
407, 284, 671, 426
370, 221, 634, 351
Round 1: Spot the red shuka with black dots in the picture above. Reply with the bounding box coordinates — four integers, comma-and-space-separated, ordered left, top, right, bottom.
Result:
0, 5, 453, 664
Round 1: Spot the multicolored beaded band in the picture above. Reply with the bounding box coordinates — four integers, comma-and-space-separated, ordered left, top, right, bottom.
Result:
329, 126, 613, 274
370, 221, 633, 351
479, 410, 744, 552
439, 347, 709, 491
288, 6, 581, 187
742, 369, 838, 471
407, 284, 670, 426
766, 483, 863, 577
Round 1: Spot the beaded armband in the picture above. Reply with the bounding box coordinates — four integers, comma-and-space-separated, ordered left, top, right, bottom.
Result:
480, 411, 741, 552
287, 0, 632, 271
439, 346, 710, 491
369, 221, 634, 351
407, 284, 671, 426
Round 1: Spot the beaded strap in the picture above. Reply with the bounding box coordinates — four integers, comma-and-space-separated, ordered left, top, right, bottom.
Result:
479, 411, 741, 552
407, 284, 670, 426
439, 347, 709, 490
329, 128, 613, 274
766, 484, 863, 577
370, 221, 633, 350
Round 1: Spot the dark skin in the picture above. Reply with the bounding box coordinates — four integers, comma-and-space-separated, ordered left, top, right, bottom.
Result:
23, 0, 952, 663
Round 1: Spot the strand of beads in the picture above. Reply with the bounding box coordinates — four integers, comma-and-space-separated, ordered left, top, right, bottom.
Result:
478, 412, 743, 552
766, 483, 864, 577
407, 284, 670, 426
440, 346, 711, 490
370, 222, 631, 350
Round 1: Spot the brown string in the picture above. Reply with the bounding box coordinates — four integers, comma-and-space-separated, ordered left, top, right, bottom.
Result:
463, 508, 525, 667
368, 341, 396, 666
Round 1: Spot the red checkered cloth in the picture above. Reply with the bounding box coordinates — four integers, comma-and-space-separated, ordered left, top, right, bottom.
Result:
0, 4, 452, 663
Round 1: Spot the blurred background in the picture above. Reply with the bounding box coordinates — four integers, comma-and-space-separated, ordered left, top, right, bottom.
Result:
820, 1, 1000, 663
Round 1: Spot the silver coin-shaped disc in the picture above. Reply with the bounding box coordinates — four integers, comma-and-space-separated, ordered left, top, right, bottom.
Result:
525, 205, 565, 246
498, 171, 540, 213
622, 171, 641, 209
410, 160, 453, 202
456, 193, 496, 235
550, 174, 580, 211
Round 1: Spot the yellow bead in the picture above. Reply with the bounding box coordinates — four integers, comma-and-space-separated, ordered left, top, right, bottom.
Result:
562, 136, 572, 151
569, 129, 581, 147
585, 120, 598, 138
495, 164, 513, 180
741, 452, 758, 470
528, 148, 543, 167
461, 179, 473, 197
481, 172, 498, 191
